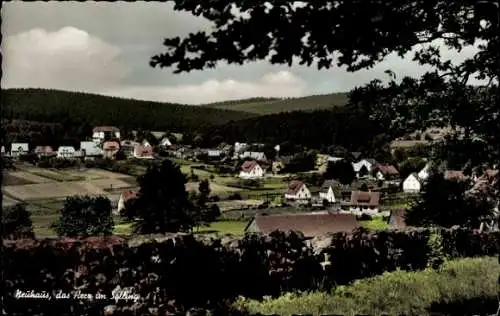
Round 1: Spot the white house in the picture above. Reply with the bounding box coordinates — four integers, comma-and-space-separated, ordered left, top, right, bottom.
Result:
341, 191, 381, 216
80, 141, 103, 158
141, 139, 152, 148
417, 163, 433, 181
240, 151, 267, 161
352, 159, 377, 178
57, 146, 76, 159
10, 143, 29, 157
319, 180, 340, 203
239, 160, 264, 179
115, 190, 137, 216
1, 146, 5, 154
402, 173, 424, 193
159, 137, 172, 147
92, 126, 120, 143
285, 180, 312, 201
207, 149, 222, 157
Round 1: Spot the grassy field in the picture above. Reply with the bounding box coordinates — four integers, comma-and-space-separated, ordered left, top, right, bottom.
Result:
109, 220, 249, 236
29, 168, 85, 182
234, 257, 499, 316
205, 93, 349, 115
2, 173, 36, 186
359, 217, 390, 231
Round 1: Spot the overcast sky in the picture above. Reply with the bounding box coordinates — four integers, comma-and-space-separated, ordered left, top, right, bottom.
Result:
2, 2, 482, 105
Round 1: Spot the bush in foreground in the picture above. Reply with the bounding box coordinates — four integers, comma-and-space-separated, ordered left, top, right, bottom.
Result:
234, 257, 499, 316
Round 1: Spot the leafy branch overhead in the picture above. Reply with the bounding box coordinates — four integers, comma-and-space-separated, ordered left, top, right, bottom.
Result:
152, 1, 497, 74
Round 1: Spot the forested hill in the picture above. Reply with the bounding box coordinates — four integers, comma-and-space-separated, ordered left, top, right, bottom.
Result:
204, 93, 349, 114
2, 88, 257, 132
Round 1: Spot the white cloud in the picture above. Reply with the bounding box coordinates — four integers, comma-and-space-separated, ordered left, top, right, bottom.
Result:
2, 27, 307, 104
2, 27, 128, 91
101, 70, 306, 105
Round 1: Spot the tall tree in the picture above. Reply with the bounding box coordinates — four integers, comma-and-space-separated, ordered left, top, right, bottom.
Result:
405, 173, 494, 228
132, 159, 194, 234
190, 179, 221, 230
54, 196, 114, 237
324, 160, 355, 185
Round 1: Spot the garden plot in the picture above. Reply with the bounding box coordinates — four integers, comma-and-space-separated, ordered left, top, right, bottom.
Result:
8, 171, 55, 184
186, 182, 242, 194
28, 168, 84, 181
79, 168, 133, 179
3, 195, 21, 207
4, 182, 106, 201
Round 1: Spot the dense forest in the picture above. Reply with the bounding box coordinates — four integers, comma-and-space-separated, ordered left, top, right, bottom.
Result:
2, 88, 257, 133
1, 88, 395, 154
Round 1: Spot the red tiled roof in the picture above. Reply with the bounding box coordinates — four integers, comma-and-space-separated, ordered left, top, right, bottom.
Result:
34, 146, 54, 153
350, 190, 380, 206
444, 170, 468, 181
135, 145, 153, 157
376, 164, 399, 175
250, 212, 360, 237
93, 126, 119, 133
103, 141, 120, 150
241, 160, 258, 172
287, 180, 305, 195
121, 190, 137, 202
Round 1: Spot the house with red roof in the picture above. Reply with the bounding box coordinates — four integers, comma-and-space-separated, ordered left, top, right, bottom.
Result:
92, 126, 120, 143
374, 164, 400, 180
239, 160, 264, 179
133, 144, 154, 159
284, 180, 311, 201
103, 141, 120, 159
245, 212, 360, 237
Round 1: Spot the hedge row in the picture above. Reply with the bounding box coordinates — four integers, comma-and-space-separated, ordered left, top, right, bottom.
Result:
3, 228, 499, 316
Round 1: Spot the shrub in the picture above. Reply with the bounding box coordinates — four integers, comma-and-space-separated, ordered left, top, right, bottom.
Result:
2, 204, 34, 240
228, 192, 242, 200
53, 195, 114, 237
357, 213, 373, 221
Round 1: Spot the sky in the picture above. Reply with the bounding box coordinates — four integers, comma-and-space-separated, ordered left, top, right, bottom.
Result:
1, 2, 483, 105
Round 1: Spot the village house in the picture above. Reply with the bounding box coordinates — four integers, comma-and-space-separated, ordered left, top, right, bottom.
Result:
80, 141, 103, 159
285, 180, 312, 202
341, 190, 381, 216
103, 141, 120, 159
141, 139, 152, 147
239, 160, 264, 179
133, 144, 154, 159
402, 173, 425, 193
92, 126, 120, 143
1, 146, 5, 155
374, 164, 400, 181
116, 190, 137, 216
57, 146, 76, 159
352, 158, 377, 178
10, 143, 29, 157
34, 146, 56, 158
245, 212, 360, 237
240, 151, 267, 162
120, 140, 139, 157
417, 162, 433, 181
159, 136, 172, 147
318, 180, 341, 204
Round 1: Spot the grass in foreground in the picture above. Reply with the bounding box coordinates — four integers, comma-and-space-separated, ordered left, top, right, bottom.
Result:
359, 217, 390, 231
234, 257, 499, 316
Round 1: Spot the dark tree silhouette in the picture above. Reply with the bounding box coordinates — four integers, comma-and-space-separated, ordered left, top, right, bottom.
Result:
405, 173, 494, 229
132, 159, 194, 234
2, 203, 35, 240
53, 195, 114, 237
324, 160, 356, 185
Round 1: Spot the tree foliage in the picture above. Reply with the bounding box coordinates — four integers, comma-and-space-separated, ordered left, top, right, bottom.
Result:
131, 159, 194, 234
2, 203, 35, 240
191, 179, 221, 229
54, 196, 114, 237
324, 160, 356, 185
405, 173, 494, 229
